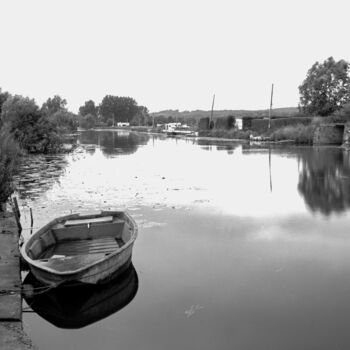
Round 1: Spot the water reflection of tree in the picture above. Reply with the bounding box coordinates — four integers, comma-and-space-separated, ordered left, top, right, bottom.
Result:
79, 130, 150, 157
79, 130, 99, 145
297, 148, 350, 215
14, 154, 68, 200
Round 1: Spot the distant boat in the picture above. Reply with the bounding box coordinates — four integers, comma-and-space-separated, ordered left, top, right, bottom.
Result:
23, 264, 138, 329
20, 211, 138, 286
164, 123, 198, 136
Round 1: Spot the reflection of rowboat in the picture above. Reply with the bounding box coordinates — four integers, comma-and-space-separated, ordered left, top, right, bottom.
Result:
23, 264, 138, 329
20, 211, 138, 286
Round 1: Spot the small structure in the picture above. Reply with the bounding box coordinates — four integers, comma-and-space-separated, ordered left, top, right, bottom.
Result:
235, 118, 243, 130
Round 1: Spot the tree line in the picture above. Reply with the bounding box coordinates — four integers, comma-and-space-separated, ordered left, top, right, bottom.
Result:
78, 96, 150, 129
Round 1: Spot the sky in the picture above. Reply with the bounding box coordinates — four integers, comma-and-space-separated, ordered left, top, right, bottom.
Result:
1, 0, 350, 113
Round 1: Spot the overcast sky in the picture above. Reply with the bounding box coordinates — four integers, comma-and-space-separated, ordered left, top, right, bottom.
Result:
1, 0, 349, 113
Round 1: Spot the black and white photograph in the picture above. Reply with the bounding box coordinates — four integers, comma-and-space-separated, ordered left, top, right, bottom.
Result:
1, 0, 350, 349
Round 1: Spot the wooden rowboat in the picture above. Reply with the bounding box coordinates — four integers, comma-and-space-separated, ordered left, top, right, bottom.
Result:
20, 211, 138, 286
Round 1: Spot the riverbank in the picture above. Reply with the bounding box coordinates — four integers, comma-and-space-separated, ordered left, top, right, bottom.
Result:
0, 209, 36, 350
92, 125, 314, 144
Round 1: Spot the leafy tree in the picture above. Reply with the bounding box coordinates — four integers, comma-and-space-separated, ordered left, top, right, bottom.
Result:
49, 110, 78, 133
41, 95, 67, 116
130, 106, 149, 126
0, 129, 20, 205
79, 100, 98, 117
99, 95, 139, 125
0, 88, 10, 117
79, 113, 96, 129
1, 95, 61, 153
1, 95, 41, 134
299, 57, 350, 116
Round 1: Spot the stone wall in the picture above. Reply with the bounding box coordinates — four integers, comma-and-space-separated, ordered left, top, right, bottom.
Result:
313, 124, 345, 145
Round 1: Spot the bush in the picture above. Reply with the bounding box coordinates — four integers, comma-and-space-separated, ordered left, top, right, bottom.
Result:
49, 110, 78, 134
0, 129, 21, 204
270, 124, 316, 144
79, 114, 96, 129
250, 117, 313, 133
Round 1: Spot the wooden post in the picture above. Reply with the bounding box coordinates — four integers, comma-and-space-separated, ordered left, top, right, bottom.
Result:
10, 198, 22, 232
13, 197, 20, 218
30, 208, 33, 228
268, 84, 274, 129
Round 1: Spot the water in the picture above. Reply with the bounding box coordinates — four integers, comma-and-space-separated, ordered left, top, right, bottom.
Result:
17, 130, 350, 349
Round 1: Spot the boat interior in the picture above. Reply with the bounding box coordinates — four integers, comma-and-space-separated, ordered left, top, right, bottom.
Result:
24, 213, 134, 272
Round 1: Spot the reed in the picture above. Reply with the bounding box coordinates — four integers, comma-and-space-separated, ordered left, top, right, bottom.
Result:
270, 124, 316, 144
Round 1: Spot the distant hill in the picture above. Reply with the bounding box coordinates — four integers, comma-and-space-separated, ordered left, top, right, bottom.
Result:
151, 107, 299, 120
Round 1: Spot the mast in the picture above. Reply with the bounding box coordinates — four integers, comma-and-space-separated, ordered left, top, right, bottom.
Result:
210, 94, 215, 126
268, 84, 274, 129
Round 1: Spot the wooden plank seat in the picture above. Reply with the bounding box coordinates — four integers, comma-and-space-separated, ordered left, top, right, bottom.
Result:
64, 216, 113, 227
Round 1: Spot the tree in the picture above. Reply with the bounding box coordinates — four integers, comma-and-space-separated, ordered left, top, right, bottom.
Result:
0, 129, 20, 205
99, 95, 139, 125
79, 113, 96, 129
130, 106, 149, 126
0, 88, 10, 117
1, 95, 61, 153
299, 57, 350, 116
41, 95, 67, 116
79, 100, 98, 117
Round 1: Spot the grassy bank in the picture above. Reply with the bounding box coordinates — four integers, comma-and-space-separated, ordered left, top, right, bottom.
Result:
197, 120, 318, 144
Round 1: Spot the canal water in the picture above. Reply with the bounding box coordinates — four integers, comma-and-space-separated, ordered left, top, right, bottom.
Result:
17, 130, 350, 349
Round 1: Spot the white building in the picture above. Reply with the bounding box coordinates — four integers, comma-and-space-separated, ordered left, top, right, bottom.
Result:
235, 118, 243, 130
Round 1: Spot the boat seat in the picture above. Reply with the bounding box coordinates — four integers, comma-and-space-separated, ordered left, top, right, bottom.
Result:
64, 216, 114, 227
52, 220, 125, 240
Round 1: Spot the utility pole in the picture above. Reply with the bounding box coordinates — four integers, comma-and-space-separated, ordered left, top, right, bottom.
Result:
268, 84, 274, 129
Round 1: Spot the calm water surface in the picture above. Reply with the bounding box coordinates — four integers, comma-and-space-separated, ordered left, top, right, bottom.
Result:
17, 130, 350, 350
